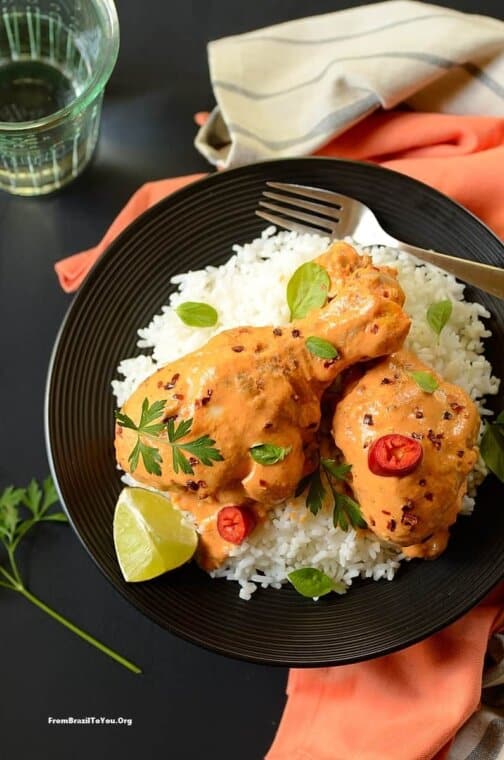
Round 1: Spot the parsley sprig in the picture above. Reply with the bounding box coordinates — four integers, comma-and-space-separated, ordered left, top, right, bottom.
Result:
296, 459, 366, 530
0, 477, 140, 674
116, 398, 223, 477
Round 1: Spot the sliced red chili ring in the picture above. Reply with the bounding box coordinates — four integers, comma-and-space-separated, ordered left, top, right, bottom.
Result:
217, 506, 256, 545
368, 434, 423, 476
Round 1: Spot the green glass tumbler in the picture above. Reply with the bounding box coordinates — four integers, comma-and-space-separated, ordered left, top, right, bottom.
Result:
0, 0, 119, 195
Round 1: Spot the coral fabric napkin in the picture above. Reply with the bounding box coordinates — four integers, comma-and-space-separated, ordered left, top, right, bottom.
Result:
194, 0, 504, 169
55, 110, 504, 291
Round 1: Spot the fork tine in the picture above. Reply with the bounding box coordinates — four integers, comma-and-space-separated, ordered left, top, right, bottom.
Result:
258, 201, 335, 232
255, 210, 328, 237
266, 181, 350, 208
262, 191, 340, 220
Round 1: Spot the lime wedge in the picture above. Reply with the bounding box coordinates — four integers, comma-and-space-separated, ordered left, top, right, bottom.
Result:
113, 487, 198, 582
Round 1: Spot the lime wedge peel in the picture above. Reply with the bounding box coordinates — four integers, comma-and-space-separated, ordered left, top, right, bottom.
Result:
113, 487, 198, 582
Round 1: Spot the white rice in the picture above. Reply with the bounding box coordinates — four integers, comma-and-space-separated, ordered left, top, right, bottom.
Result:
113, 228, 499, 600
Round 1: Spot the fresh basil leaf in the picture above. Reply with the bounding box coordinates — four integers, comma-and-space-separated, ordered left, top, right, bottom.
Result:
288, 567, 344, 598
286, 262, 330, 320
175, 302, 218, 328
249, 443, 292, 466
321, 459, 352, 480
427, 300, 452, 336
410, 371, 439, 394
480, 421, 504, 483
305, 336, 338, 360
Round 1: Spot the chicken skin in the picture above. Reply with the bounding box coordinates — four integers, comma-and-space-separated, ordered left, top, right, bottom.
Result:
115, 243, 410, 567
332, 350, 480, 558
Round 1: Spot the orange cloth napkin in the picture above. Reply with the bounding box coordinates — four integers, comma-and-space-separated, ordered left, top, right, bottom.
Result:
55, 111, 504, 291
54, 110, 504, 759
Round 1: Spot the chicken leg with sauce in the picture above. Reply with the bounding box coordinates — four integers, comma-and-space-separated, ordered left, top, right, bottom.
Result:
332, 350, 480, 558
115, 243, 411, 568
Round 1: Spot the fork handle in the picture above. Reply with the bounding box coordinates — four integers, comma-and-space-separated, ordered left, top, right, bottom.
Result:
390, 241, 504, 299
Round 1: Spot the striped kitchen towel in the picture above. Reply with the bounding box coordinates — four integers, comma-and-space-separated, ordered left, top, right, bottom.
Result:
195, 0, 504, 168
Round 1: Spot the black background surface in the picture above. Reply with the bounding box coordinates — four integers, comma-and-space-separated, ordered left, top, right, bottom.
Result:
1, 1, 502, 758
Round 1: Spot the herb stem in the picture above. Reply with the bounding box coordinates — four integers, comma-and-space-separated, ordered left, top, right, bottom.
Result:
0, 563, 20, 588
17, 586, 142, 675
7, 546, 23, 587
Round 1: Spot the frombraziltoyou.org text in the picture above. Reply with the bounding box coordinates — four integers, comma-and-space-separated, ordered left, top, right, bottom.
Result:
48, 716, 133, 726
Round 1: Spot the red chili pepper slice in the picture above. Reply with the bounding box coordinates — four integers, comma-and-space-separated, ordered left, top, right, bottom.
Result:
368, 434, 423, 476
217, 506, 256, 545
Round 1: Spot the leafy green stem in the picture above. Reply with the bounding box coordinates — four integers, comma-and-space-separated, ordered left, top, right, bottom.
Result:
17, 586, 141, 675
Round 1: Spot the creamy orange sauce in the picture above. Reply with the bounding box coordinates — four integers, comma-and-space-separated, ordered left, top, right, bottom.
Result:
332, 350, 480, 557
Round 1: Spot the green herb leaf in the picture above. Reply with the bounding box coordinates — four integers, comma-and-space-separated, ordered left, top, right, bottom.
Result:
249, 443, 292, 466
305, 336, 338, 360
139, 442, 163, 477
288, 567, 345, 598
427, 299, 452, 336
115, 411, 138, 431
41, 476, 58, 513
321, 459, 352, 480
175, 302, 218, 328
480, 417, 504, 483
167, 417, 223, 475
410, 371, 439, 394
306, 469, 326, 516
23, 479, 42, 516
286, 262, 330, 320
116, 398, 167, 476
333, 493, 367, 531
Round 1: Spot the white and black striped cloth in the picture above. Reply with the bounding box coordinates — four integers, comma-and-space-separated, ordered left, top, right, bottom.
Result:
195, 0, 504, 168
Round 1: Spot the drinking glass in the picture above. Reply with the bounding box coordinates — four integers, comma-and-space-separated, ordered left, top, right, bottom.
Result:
0, 0, 119, 195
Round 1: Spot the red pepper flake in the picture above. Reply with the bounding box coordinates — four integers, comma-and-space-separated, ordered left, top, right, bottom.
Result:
427, 430, 443, 450
163, 414, 177, 424
186, 480, 199, 491
164, 373, 180, 390
401, 512, 419, 528
324, 358, 337, 368
363, 441, 370, 449
443, 411, 453, 420
450, 402, 464, 413
363, 414, 374, 426
424, 492, 434, 501
418, 479, 426, 487
457, 450, 465, 458
370, 517, 376, 527
157, 380, 164, 388
273, 328, 283, 336
393, 373, 400, 380
382, 510, 391, 515
197, 480, 207, 488
232, 345, 245, 353
383, 290, 390, 298
411, 432, 424, 440
173, 393, 184, 401
387, 519, 396, 532
401, 502, 414, 512
414, 409, 424, 419
370, 324, 379, 334
188, 457, 198, 467
291, 329, 301, 338
381, 377, 392, 385
264, 422, 273, 430
201, 389, 213, 406
254, 343, 265, 353
259, 479, 268, 487
116, 426, 123, 437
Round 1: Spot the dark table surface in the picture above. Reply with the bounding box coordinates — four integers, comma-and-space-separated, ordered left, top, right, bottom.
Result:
1, 1, 502, 758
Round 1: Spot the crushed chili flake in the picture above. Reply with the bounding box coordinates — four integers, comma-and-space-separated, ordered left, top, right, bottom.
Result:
370, 518, 376, 527
411, 432, 424, 440
186, 480, 199, 491
450, 402, 464, 413
424, 492, 434, 501
370, 324, 379, 334
401, 512, 418, 527
381, 377, 392, 385
324, 359, 337, 368
387, 519, 396, 532
157, 380, 163, 388
254, 343, 265, 353
163, 414, 177, 424
401, 503, 414, 512
291, 329, 301, 338
197, 480, 207, 488
383, 290, 390, 298
188, 457, 198, 467
443, 411, 453, 420
363, 414, 374, 426
259, 479, 268, 487
363, 441, 370, 448
414, 409, 424, 419
164, 373, 180, 390
173, 393, 184, 401
273, 328, 283, 336
418, 479, 426, 487
264, 422, 273, 430
457, 450, 465, 458
232, 345, 245, 353
382, 510, 391, 515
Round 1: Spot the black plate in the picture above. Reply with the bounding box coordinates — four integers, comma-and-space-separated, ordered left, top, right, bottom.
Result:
45, 158, 504, 666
